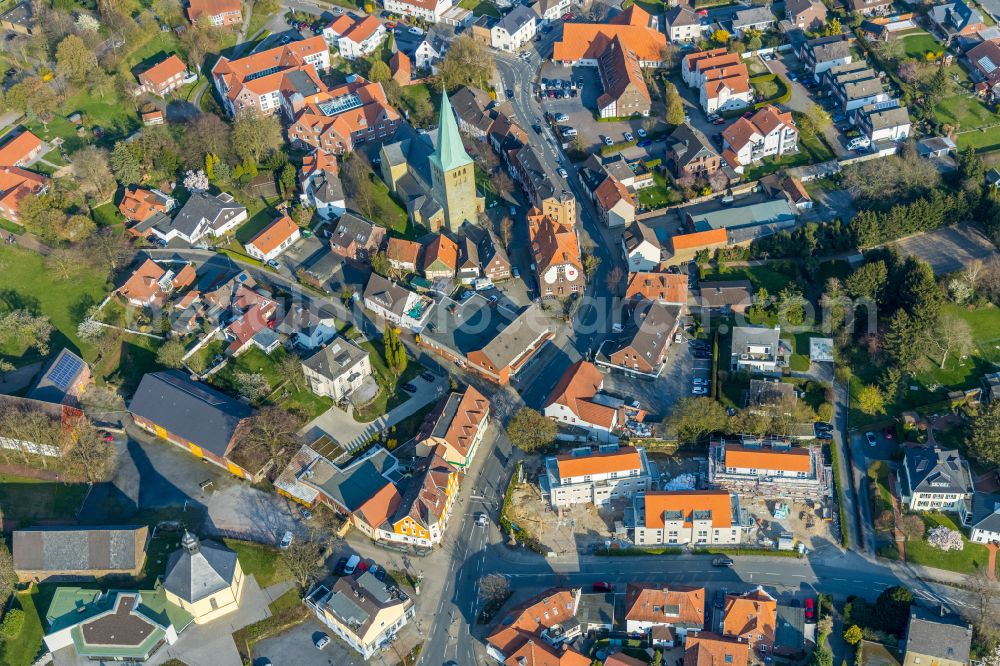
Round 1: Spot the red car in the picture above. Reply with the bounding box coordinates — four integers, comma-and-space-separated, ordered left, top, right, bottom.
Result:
562, 12, 573, 20
883, 426, 894, 440
592, 582, 614, 592
356, 560, 370, 573
386, 21, 397, 28
696, 8, 708, 15
805, 598, 815, 620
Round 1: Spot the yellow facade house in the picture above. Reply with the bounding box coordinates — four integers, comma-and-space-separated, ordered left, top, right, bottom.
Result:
162, 531, 245, 624
387, 446, 459, 547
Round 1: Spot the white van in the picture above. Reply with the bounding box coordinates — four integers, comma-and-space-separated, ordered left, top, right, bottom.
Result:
847, 136, 871, 151
474, 277, 494, 291
344, 554, 360, 575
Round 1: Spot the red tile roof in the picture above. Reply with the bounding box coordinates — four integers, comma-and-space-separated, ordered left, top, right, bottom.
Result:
188, 0, 241, 20
642, 491, 733, 529
0, 166, 47, 219
625, 271, 687, 304
246, 215, 299, 255
424, 233, 458, 272
624, 583, 705, 628
724, 444, 811, 473
544, 360, 618, 430
487, 588, 580, 658
553, 17, 667, 62
722, 588, 777, 646
139, 54, 187, 89
0, 131, 42, 166
555, 446, 643, 479
386, 237, 422, 266
684, 632, 750, 666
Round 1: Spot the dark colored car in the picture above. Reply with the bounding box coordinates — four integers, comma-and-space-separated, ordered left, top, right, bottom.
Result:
713, 588, 727, 608
335, 557, 348, 574
712, 556, 734, 567
816, 432, 833, 440
505, 89, 514, 98
421, 371, 435, 382
532, 124, 542, 134
592, 582, 614, 592
401, 383, 417, 394
814, 422, 834, 431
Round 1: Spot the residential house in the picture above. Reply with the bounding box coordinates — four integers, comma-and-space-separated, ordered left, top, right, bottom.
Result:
362, 273, 433, 332
722, 105, 798, 173
632, 490, 744, 546
600, 301, 681, 378
509, 146, 578, 226
187, 0, 241, 27
625, 271, 688, 305
215, 282, 280, 356
929, 0, 985, 40
387, 446, 458, 546
149, 191, 247, 245
529, 210, 584, 298
684, 632, 751, 666
137, 54, 189, 96
299, 150, 345, 219
13, 526, 149, 583
0, 2, 33, 35
731, 6, 775, 36
491, 4, 537, 52
457, 235, 480, 283
329, 212, 386, 262
595, 176, 636, 228
543, 444, 653, 507
302, 336, 372, 401
968, 38, 1000, 98
386, 237, 423, 273
0, 129, 43, 167
465, 304, 552, 384
544, 361, 628, 440
162, 532, 244, 624
709, 440, 828, 500
485, 588, 589, 664
785, 0, 827, 30
464, 223, 512, 282
843, 0, 892, 16
117, 258, 196, 307
681, 49, 751, 113
666, 122, 722, 179
211, 37, 330, 116
624, 584, 705, 644
326, 15, 386, 59
389, 50, 411, 86
552, 7, 667, 68
243, 215, 301, 262
775, 604, 807, 657
42, 588, 192, 662
825, 61, 889, 112
394, 28, 448, 71
970, 492, 1000, 543
665, 6, 703, 44
277, 305, 338, 350
128, 370, 255, 479
698, 280, 753, 313
416, 386, 490, 468
854, 101, 911, 142
596, 36, 652, 118
306, 572, 415, 660
450, 87, 493, 140
119, 187, 176, 226
622, 220, 662, 272
731, 325, 786, 374
27, 348, 91, 407
898, 446, 974, 518
0, 166, 47, 223
798, 35, 852, 76
423, 232, 458, 279
902, 609, 972, 666
532, 0, 571, 24
382, 0, 454, 23
722, 587, 778, 656
286, 76, 401, 155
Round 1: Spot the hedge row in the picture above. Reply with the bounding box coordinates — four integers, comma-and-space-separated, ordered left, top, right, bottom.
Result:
826, 440, 851, 548
600, 139, 638, 156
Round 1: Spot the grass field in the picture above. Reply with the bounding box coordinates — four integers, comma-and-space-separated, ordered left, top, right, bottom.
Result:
0, 475, 89, 528
353, 339, 423, 422
223, 539, 293, 587
897, 512, 990, 574
637, 172, 680, 209
0, 244, 109, 366
700, 261, 801, 295
743, 129, 836, 180
458, 0, 501, 16
210, 347, 333, 418
0, 588, 44, 666
900, 32, 943, 60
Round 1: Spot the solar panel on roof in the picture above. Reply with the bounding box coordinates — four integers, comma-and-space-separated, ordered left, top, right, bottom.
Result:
47, 353, 83, 391
317, 93, 363, 117
979, 56, 997, 74
245, 66, 281, 82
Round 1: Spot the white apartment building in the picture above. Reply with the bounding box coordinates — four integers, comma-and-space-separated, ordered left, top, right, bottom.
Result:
543, 445, 652, 509
383, 0, 454, 23
337, 18, 387, 60
722, 105, 798, 174
302, 336, 373, 401
632, 491, 744, 546
730, 325, 785, 375
491, 5, 537, 52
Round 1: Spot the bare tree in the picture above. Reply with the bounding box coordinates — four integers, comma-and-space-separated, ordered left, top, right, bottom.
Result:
233, 406, 304, 477
281, 536, 325, 589
605, 265, 625, 296
46, 246, 90, 280
343, 157, 377, 220
64, 423, 117, 483
478, 573, 511, 604
964, 258, 984, 292
923, 316, 974, 368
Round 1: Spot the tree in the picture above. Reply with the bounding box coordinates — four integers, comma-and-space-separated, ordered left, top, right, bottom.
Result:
343, 155, 377, 219
278, 161, 297, 200
651, 650, 663, 666
231, 108, 282, 164
712, 29, 730, 43
0, 540, 14, 614
235, 406, 305, 476
383, 324, 408, 375
822, 17, 842, 36
64, 423, 116, 483
111, 141, 144, 184
478, 573, 511, 605
799, 103, 832, 138
182, 113, 232, 167
369, 59, 391, 84
874, 586, 912, 636
281, 536, 324, 588
666, 397, 728, 442
508, 408, 556, 452
371, 250, 392, 277
183, 169, 209, 192
156, 339, 187, 368
0, 311, 52, 356
278, 353, 305, 392
56, 35, 99, 84
47, 246, 91, 279
897, 257, 943, 328
898, 514, 925, 541
857, 385, 886, 416
5, 77, 59, 124
86, 228, 134, 275
810, 647, 833, 666
71, 146, 116, 202
233, 371, 270, 401
582, 253, 600, 278
843, 625, 863, 646
665, 82, 685, 125
152, 0, 182, 23
968, 399, 1000, 466
439, 35, 495, 90
923, 316, 973, 369
882, 310, 920, 373
605, 265, 625, 295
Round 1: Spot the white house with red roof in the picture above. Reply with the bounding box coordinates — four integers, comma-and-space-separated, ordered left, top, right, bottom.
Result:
383, 0, 454, 22
326, 15, 386, 59
721, 105, 798, 174
243, 215, 301, 262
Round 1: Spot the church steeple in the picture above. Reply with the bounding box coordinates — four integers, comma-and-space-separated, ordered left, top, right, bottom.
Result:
430, 89, 473, 174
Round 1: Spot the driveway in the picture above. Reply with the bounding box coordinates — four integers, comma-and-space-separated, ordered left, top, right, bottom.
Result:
765, 52, 850, 158
600, 338, 699, 420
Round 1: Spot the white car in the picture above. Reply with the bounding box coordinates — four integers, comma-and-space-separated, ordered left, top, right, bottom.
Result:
693, 378, 709, 386
623, 131, 634, 142
408, 26, 423, 35
554, 112, 569, 122
279, 530, 293, 549
692, 386, 708, 395
847, 136, 871, 151
637, 128, 647, 138
604, 136, 614, 146
557, 167, 568, 178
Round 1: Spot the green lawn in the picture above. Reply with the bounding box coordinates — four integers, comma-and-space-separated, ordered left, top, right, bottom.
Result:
637, 172, 680, 209
936, 95, 997, 130
223, 539, 293, 587
0, 588, 44, 666
210, 347, 332, 418
899, 512, 990, 574
900, 32, 943, 60
743, 128, 836, 180
92, 201, 125, 228
0, 475, 89, 529
370, 173, 411, 237
700, 261, 800, 295
353, 339, 423, 422
0, 244, 110, 366
458, 0, 501, 16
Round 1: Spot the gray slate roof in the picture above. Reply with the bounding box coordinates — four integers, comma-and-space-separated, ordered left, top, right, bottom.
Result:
321, 571, 410, 638
776, 604, 805, 651
163, 533, 239, 603
128, 370, 252, 458
13, 526, 146, 574
496, 4, 536, 35
478, 303, 549, 370
668, 123, 719, 169
302, 336, 368, 381
156, 192, 246, 240
28, 348, 88, 404
903, 446, 971, 495
971, 491, 1000, 534
666, 5, 699, 27
905, 609, 972, 663
732, 325, 780, 354
364, 273, 416, 317
733, 6, 775, 28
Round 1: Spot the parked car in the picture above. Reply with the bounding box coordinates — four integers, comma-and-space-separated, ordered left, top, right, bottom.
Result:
279, 531, 293, 549
865, 431, 877, 446
402, 383, 418, 394
560, 126, 577, 137
344, 554, 360, 575
636, 128, 647, 138
805, 598, 815, 620
554, 112, 569, 122
604, 136, 614, 146
692, 386, 708, 395
512, 267, 520, 278
816, 432, 833, 440
475, 512, 488, 527
301, 508, 312, 520
712, 556, 734, 567
532, 124, 542, 134
623, 131, 634, 142
557, 167, 568, 178
592, 582, 614, 591
506, 89, 514, 98
637, 138, 652, 147
712, 117, 726, 125
693, 378, 709, 386
814, 422, 834, 432
421, 371, 436, 382
713, 588, 727, 608
335, 557, 348, 574
314, 633, 331, 649
847, 136, 871, 151
357, 560, 370, 573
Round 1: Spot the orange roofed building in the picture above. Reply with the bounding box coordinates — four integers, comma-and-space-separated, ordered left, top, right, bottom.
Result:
187, 0, 242, 27
486, 588, 589, 664
708, 440, 828, 500
0, 130, 43, 167
287, 76, 401, 155
633, 490, 743, 546
542, 361, 648, 442
625, 271, 688, 305
552, 6, 667, 65
681, 48, 751, 114
684, 631, 751, 666
529, 210, 584, 299
624, 583, 705, 644
117, 258, 196, 307
385, 446, 459, 547
243, 215, 301, 262
416, 385, 491, 468
119, 187, 176, 224
0, 166, 47, 223
722, 587, 778, 657
137, 54, 189, 97
543, 440, 652, 508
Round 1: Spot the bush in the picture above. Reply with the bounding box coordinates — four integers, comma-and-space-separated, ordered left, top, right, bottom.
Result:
601, 139, 638, 156
0, 608, 24, 639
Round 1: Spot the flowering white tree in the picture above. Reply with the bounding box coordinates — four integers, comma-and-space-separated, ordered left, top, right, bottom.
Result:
76, 14, 100, 31
927, 526, 964, 551
981, 643, 1000, 666
183, 169, 209, 193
